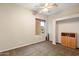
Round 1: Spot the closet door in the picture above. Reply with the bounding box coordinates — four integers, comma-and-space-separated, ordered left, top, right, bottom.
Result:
61, 33, 68, 47
68, 33, 76, 48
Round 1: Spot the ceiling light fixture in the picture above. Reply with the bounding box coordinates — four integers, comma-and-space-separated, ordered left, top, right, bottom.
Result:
42, 8, 48, 12
45, 3, 49, 7
39, 3, 57, 13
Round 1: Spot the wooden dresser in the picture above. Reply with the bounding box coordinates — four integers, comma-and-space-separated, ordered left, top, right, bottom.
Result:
61, 32, 76, 49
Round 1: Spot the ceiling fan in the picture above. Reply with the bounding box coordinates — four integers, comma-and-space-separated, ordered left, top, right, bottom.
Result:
38, 3, 57, 13
32, 3, 58, 15
39, 3, 57, 9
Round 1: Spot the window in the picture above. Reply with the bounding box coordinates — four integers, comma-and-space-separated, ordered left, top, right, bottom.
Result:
35, 18, 45, 35
40, 21, 45, 26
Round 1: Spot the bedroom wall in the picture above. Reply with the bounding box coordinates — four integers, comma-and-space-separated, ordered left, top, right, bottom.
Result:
0, 4, 45, 52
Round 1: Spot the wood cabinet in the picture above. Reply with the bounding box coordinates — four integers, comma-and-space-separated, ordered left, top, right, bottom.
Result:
61, 32, 76, 49
68, 33, 76, 48
61, 33, 68, 47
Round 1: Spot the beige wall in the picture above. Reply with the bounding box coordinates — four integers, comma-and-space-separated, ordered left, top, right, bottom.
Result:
0, 4, 45, 52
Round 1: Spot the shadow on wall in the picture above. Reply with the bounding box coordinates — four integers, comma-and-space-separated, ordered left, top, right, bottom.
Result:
56, 17, 79, 24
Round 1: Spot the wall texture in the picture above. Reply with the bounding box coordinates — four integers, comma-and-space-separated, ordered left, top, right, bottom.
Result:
0, 4, 45, 52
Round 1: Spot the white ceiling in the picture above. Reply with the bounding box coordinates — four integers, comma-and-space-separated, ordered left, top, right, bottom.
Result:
17, 3, 79, 16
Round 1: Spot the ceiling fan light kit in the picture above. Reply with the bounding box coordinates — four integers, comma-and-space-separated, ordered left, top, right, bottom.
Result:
39, 3, 57, 13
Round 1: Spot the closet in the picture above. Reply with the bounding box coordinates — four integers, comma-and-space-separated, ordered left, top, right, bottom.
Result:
61, 32, 76, 48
